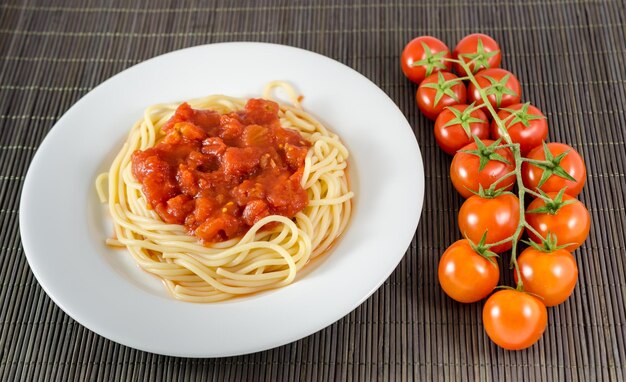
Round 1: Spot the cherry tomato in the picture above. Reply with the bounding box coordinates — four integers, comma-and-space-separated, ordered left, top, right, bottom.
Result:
525, 192, 591, 252
434, 105, 490, 155
468, 68, 522, 110
491, 103, 548, 156
417, 72, 467, 120
453, 33, 502, 76
450, 139, 515, 198
483, 290, 547, 350
438, 240, 499, 303
522, 142, 586, 197
401, 36, 452, 84
458, 193, 520, 253
514, 247, 578, 307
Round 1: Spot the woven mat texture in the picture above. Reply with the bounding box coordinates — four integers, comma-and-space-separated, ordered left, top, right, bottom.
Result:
1, 0, 625, 381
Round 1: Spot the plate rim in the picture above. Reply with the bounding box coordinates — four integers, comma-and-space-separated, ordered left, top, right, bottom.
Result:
19, 41, 425, 357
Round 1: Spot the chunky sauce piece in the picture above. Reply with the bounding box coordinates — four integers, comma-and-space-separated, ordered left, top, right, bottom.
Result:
131, 99, 310, 242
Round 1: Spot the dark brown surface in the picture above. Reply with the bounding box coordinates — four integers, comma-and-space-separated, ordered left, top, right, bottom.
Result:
1, 0, 625, 380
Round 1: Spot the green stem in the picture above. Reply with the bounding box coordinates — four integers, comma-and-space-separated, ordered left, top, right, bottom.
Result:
511, 239, 523, 290
524, 187, 553, 202
498, 112, 516, 127
523, 222, 546, 240
522, 157, 550, 166
489, 170, 517, 189
454, 58, 527, 291
484, 236, 514, 249
494, 143, 519, 150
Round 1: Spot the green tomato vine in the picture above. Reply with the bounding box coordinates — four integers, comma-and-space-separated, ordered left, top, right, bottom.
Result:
442, 57, 556, 291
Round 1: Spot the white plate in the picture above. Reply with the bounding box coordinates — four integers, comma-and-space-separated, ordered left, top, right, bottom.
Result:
20, 42, 424, 357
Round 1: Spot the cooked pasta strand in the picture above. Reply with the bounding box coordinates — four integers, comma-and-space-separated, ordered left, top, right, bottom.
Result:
97, 82, 352, 302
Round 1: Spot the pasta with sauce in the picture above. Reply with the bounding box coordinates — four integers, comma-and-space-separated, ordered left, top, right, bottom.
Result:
96, 82, 353, 302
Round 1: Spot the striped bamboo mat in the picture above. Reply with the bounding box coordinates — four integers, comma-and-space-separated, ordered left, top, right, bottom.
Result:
1, 0, 625, 380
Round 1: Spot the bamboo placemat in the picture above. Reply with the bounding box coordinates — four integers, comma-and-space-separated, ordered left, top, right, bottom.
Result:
1, 0, 625, 380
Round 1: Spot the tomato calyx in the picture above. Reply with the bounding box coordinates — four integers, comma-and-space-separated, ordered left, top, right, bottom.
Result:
493, 284, 519, 292
459, 38, 500, 73
459, 136, 511, 171
494, 283, 547, 300
526, 188, 575, 215
524, 141, 577, 187
493, 284, 541, 297
411, 42, 449, 77
420, 72, 463, 107
442, 102, 485, 137
470, 182, 513, 199
467, 231, 499, 265
522, 233, 570, 253
481, 74, 518, 108
500, 102, 546, 129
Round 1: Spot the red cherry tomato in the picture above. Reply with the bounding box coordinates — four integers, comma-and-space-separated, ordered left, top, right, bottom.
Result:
417, 72, 467, 120
490, 103, 548, 156
453, 33, 502, 76
458, 193, 520, 254
514, 247, 578, 307
468, 68, 522, 111
438, 240, 500, 303
483, 290, 547, 350
401, 36, 452, 84
434, 105, 490, 155
450, 139, 515, 198
522, 142, 586, 197
525, 192, 591, 252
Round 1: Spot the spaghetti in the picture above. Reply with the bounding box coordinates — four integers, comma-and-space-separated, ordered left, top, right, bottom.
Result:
96, 82, 353, 302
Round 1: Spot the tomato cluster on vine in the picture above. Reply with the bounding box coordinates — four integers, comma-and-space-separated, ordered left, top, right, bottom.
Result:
401, 33, 590, 350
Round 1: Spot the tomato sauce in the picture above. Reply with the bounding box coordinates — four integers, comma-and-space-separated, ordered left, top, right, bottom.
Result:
131, 99, 310, 243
